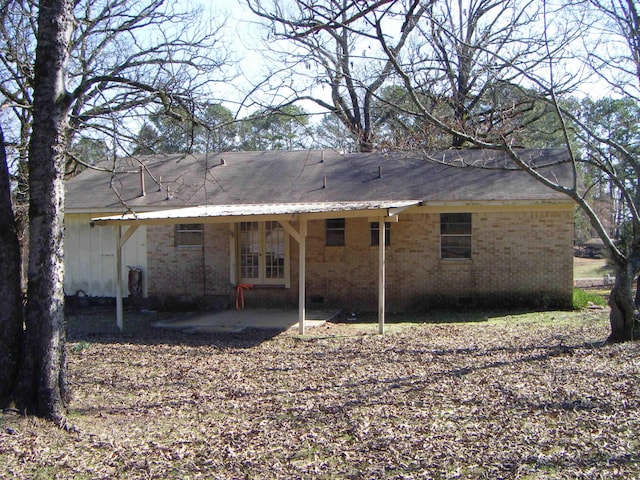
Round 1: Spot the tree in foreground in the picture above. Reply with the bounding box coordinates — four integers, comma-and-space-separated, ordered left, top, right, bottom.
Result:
0, 125, 23, 408
4, 0, 75, 423
0, 0, 231, 420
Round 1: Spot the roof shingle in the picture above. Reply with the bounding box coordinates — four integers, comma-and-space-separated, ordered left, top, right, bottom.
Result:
64, 149, 573, 211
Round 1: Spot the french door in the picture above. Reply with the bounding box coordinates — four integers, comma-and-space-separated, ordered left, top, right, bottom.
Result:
239, 221, 287, 285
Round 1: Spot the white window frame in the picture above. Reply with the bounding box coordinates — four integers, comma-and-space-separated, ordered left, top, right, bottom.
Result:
440, 213, 472, 259
325, 218, 345, 246
175, 223, 204, 248
237, 221, 290, 286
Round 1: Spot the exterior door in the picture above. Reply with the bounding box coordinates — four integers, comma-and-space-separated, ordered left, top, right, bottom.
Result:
239, 221, 286, 285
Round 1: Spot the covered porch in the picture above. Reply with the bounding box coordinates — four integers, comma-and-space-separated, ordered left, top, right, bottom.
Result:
92, 200, 420, 335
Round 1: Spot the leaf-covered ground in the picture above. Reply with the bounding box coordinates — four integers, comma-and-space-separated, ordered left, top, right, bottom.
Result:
1, 309, 639, 479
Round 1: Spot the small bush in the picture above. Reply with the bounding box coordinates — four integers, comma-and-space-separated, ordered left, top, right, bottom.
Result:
573, 288, 607, 309
70, 341, 92, 354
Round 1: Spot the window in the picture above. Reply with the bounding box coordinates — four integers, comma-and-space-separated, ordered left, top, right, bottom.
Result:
440, 213, 471, 259
370, 222, 391, 246
239, 221, 286, 284
175, 223, 204, 247
326, 218, 345, 246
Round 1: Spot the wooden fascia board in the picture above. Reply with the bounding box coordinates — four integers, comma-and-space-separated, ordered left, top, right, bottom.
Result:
414, 201, 575, 213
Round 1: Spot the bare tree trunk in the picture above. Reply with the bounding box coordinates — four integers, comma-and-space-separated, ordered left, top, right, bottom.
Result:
0, 126, 24, 408
608, 251, 640, 342
14, 0, 73, 422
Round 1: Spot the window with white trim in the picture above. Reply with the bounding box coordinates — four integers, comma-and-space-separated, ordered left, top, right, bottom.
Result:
175, 223, 204, 247
325, 218, 345, 246
440, 213, 471, 259
239, 221, 287, 284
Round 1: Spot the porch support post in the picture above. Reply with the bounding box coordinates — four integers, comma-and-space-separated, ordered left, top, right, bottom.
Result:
298, 218, 307, 335
114, 224, 139, 332
115, 225, 124, 332
378, 216, 386, 334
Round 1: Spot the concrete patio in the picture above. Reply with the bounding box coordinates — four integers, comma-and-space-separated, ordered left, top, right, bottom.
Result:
152, 309, 342, 333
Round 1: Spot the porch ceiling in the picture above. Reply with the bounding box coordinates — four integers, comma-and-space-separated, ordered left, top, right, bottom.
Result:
91, 200, 421, 225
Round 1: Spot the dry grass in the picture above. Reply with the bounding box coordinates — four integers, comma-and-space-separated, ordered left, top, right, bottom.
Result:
573, 257, 615, 279
1, 309, 639, 479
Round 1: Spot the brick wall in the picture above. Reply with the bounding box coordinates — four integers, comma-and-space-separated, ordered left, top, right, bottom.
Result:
303, 209, 574, 311
147, 223, 231, 302
146, 208, 574, 311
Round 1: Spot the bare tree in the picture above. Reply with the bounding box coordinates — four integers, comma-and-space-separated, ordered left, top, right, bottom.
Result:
4, 0, 76, 423
0, 0, 231, 172
569, 4, 640, 341
412, 0, 565, 147
0, 0, 231, 294
245, 0, 568, 150
583, 0, 640, 101
377, 0, 640, 341
245, 0, 425, 152
0, 124, 22, 408
265, 0, 640, 341
0, 0, 232, 420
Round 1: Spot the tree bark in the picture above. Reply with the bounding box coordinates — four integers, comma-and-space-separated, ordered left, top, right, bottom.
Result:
14, 0, 73, 422
0, 127, 24, 408
608, 254, 640, 343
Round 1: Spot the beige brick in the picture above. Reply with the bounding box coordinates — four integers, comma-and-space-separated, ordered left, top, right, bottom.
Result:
146, 209, 574, 311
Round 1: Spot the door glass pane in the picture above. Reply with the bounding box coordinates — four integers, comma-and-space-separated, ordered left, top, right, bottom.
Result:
240, 222, 259, 279
265, 221, 285, 279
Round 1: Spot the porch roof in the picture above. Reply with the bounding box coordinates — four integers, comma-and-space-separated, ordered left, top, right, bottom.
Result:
103, 200, 403, 335
91, 200, 421, 225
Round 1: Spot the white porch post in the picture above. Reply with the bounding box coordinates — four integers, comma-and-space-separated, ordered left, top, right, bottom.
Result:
115, 225, 123, 332
113, 225, 139, 332
298, 219, 307, 335
378, 216, 386, 334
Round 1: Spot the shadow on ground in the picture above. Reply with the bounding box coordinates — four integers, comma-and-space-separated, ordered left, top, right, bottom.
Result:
66, 308, 286, 348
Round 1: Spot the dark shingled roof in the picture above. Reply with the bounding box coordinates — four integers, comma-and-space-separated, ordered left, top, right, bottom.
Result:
65, 149, 573, 211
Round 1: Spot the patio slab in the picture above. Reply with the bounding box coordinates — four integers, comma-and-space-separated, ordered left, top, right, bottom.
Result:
153, 309, 341, 333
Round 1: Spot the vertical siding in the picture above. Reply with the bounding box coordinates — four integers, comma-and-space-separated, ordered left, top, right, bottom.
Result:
64, 215, 147, 297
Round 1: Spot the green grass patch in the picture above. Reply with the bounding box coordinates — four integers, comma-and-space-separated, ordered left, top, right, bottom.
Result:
70, 340, 92, 354
573, 288, 607, 309
573, 258, 615, 278
331, 309, 601, 333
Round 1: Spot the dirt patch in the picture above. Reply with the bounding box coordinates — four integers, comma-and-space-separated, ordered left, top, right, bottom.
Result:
2, 309, 639, 479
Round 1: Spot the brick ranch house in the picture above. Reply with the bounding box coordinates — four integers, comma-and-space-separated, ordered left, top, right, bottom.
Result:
64, 149, 575, 331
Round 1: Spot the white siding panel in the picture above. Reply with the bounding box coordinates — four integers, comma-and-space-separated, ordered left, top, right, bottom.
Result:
64, 216, 147, 298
